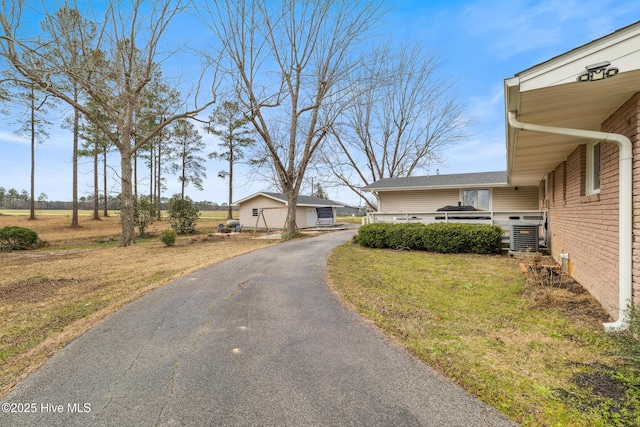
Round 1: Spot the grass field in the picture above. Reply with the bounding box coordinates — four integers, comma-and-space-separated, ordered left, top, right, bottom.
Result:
328, 243, 640, 426
0, 209, 232, 219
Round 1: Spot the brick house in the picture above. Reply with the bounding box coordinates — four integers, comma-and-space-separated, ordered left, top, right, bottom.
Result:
504, 21, 640, 329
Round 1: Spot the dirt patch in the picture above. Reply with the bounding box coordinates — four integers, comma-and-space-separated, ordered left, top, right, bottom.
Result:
0, 276, 88, 304
572, 369, 628, 401
551, 363, 639, 423
520, 254, 612, 326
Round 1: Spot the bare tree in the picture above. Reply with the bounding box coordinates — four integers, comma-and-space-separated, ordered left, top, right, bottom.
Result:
0, 0, 217, 246
201, 0, 386, 234
323, 42, 472, 210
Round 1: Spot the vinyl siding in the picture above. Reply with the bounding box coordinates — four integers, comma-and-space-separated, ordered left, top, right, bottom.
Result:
492, 186, 539, 210
377, 187, 539, 212
238, 196, 287, 229
238, 195, 335, 228
378, 189, 459, 211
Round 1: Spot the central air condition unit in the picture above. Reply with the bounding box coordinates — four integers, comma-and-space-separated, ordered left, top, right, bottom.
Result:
510, 224, 539, 252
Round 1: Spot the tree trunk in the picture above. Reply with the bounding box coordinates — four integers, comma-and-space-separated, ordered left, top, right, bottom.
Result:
227, 147, 233, 219
103, 146, 109, 217
119, 149, 136, 246
29, 89, 35, 221
157, 139, 162, 218
181, 154, 186, 199
133, 152, 138, 199
92, 131, 100, 220
283, 186, 298, 233
71, 88, 80, 228
150, 144, 154, 208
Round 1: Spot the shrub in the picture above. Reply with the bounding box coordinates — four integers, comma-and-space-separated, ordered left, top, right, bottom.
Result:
388, 223, 426, 250
133, 195, 155, 236
423, 223, 502, 253
0, 226, 40, 250
160, 228, 177, 246
167, 195, 200, 234
358, 222, 503, 254
357, 223, 393, 248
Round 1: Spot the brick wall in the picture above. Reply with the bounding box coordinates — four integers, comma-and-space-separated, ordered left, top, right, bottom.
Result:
546, 92, 640, 318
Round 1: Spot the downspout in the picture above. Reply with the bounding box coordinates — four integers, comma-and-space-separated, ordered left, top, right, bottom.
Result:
508, 111, 633, 331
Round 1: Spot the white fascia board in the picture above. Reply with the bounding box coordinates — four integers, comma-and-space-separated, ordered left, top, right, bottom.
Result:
233, 192, 286, 206
517, 23, 640, 92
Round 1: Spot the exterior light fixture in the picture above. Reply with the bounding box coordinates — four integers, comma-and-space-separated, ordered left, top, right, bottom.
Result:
577, 61, 619, 82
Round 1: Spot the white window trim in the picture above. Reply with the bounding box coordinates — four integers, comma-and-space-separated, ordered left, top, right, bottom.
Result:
586, 142, 601, 195
460, 188, 492, 211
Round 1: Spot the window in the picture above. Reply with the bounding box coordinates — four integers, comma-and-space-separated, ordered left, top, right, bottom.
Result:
252, 208, 258, 217
586, 142, 601, 194
461, 189, 491, 210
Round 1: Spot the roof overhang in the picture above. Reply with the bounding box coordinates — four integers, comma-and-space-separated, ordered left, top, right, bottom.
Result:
362, 183, 510, 192
505, 21, 640, 186
233, 192, 342, 207
233, 192, 285, 206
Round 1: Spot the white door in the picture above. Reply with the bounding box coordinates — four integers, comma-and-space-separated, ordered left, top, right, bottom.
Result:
306, 208, 317, 227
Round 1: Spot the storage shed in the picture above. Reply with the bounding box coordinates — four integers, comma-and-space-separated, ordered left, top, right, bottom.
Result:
234, 192, 343, 230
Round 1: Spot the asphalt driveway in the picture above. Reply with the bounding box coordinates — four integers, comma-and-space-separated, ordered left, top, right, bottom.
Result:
1, 229, 517, 426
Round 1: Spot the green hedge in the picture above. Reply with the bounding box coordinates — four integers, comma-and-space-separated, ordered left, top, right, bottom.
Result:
358, 223, 503, 254
0, 226, 40, 250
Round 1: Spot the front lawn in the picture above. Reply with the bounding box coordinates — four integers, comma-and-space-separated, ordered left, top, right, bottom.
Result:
327, 243, 640, 426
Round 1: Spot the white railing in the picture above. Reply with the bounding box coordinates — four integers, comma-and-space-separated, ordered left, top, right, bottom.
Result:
365, 210, 547, 245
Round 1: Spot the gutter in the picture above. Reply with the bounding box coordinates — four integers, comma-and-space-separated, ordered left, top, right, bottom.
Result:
507, 111, 633, 331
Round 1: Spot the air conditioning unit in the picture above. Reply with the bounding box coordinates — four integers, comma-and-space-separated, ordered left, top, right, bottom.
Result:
510, 225, 539, 252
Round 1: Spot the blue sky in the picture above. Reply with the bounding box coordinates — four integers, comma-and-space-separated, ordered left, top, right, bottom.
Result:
1, 0, 640, 205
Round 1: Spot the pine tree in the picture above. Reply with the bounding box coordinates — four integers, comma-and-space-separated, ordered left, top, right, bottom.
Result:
168, 119, 207, 199
11, 82, 54, 220
205, 101, 256, 219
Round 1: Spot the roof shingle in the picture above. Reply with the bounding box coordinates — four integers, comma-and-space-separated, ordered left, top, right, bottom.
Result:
363, 171, 508, 191
237, 192, 343, 207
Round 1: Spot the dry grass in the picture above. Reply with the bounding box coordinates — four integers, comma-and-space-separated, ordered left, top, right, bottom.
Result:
0, 214, 277, 397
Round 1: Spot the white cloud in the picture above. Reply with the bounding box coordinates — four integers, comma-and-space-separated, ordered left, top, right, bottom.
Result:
0, 130, 29, 145
454, 0, 640, 60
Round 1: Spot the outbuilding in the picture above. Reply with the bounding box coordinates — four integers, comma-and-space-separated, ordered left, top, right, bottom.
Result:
234, 192, 343, 230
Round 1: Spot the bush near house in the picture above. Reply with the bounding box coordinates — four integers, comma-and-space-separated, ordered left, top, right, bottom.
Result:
358, 223, 503, 254
160, 228, 177, 246
0, 226, 40, 250
133, 195, 155, 236
167, 196, 200, 234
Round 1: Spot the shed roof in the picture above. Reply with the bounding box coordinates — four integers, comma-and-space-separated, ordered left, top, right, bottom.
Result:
362, 171, 508, 192
234, 192, 343, 207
